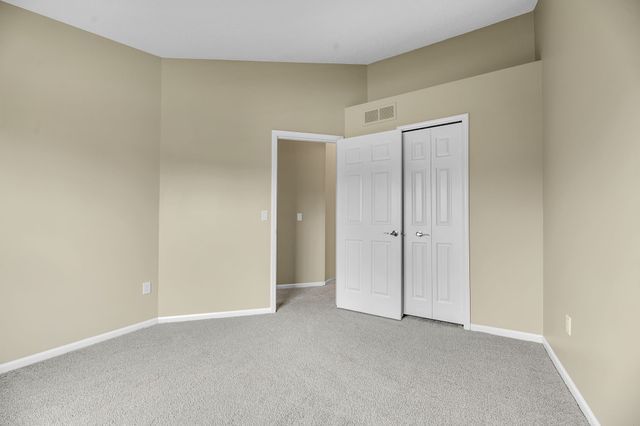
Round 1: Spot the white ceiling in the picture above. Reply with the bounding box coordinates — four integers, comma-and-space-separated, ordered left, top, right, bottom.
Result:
5, 0, 537, 64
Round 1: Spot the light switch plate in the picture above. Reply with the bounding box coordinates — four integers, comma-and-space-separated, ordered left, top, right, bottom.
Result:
565, 314, 572, 336
297, 212, 303, 221
142, 281, 152, 295
261, 210, 268, 221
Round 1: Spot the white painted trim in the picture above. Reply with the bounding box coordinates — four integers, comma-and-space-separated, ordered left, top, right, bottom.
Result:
0, 306, 277, 374
469, 323, 544, 343
324, 277, 336, 284
270, 130, 343, 314
543, 338, 600, 426
277, 281, 326, 289
0, 318, 158, 374
277, 278, 333, 289
469, 324, 598, 424
158, 307, 272, 324
398, 114, 470, 330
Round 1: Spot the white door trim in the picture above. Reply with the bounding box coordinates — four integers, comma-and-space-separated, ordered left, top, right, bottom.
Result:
397, 114, 470, 330
270, 130, 342, 312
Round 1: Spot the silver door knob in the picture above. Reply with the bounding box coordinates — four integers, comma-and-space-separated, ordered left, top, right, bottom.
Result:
415, 231, 430, 237
384, 230, 399, 237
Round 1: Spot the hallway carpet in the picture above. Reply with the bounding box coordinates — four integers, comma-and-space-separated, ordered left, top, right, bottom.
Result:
1, 284, 586, 424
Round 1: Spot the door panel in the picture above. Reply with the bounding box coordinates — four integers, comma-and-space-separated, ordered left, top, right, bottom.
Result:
403, 129, 433, 318
371, 241, 391, 296
336, 130, 402, 320
346, 175, 362, 223
345, 240, 362, 291
430, 124, 465, 323
409, 241, 429, 300
403, 123, 466, 325
372, 172, 391, 224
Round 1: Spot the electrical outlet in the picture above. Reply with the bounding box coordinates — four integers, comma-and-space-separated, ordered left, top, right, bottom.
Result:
260, 210, 268, 221
142, 281, 152, 295
565, 314, 572, 336
296, 212, 303, 222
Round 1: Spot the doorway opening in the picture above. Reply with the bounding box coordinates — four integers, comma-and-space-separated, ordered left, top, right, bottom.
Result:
270, 131, 342, 312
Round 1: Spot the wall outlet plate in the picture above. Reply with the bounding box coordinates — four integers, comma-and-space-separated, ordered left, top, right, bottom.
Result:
142, 281, 152, 295
297, 212, 303, 221
565, 314, 572, 336
260, 210, 268, 221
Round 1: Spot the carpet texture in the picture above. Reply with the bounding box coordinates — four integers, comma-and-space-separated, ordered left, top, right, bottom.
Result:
1, 283, 586, 425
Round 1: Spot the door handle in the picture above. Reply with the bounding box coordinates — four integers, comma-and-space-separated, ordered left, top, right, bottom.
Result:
384, 230, 399, 237
415, 231, 430, 237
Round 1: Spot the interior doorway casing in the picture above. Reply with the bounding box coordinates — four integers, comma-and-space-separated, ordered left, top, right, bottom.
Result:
270, 130, 342, 312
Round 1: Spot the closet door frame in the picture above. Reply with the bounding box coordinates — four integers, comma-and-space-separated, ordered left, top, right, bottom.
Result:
398, 114, 470, 330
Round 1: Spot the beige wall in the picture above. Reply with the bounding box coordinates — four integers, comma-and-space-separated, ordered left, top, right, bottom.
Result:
367, 13, 536, 101
324, 144, 336, 280
1, 2, 556, 376
535, 1, 640, 423
158, 59, 366, 316
0, 3, 161, 363
346, 62, 544, 334
276, 140, 326, 284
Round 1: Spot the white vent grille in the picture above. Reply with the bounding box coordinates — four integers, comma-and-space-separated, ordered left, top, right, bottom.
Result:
363, 104, 396, 125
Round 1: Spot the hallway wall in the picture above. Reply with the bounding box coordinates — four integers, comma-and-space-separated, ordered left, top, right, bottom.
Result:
277, 140, 327, 285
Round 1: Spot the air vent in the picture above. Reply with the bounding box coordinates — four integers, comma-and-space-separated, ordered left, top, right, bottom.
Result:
363, 103, 396, 126
364, 109, 379, 124
379, 105, 395, 120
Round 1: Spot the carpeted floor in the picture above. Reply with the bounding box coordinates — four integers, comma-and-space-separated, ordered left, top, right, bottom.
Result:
1, 283, 586, 425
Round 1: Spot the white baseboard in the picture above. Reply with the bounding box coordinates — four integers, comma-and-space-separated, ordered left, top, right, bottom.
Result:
325, 277, 336, 284
277, 281, 326, 289
1, 306, 274, 374
0, 318, 158, 374
469, 323, 544, 343
543, 338, 600, 426
157, 307, 272, 323
468, 324, 598, 425
0, 310, 598, 426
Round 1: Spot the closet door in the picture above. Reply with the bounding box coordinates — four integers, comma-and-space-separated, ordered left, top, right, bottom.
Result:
403, 123, 466, 325
403, 129, 433, 318
336, 130, 403, 320
430, 123, 465, 324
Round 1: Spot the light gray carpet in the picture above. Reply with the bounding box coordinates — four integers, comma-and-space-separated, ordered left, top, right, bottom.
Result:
1, 283, 586, 425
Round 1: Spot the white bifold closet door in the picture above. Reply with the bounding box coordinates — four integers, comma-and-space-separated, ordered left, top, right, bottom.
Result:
403, 123, 465, 325
336, 130, 403, 320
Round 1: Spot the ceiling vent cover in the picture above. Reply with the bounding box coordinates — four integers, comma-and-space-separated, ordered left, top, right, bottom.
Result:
363, 103, 396, 126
